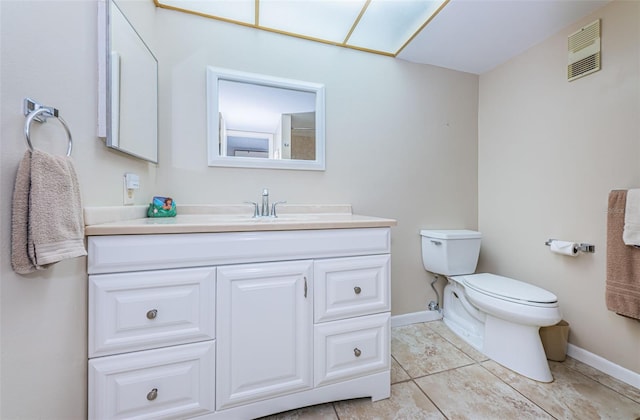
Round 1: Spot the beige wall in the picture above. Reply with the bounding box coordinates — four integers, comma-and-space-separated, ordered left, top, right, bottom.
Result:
1, 2, 157, 419
150, 4, 479, 316
478, 0, 640, 374
0, 1, 477, 417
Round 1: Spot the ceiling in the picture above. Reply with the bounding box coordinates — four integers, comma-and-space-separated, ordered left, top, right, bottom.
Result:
155, 0, 611, 75
397, 0, 610, 74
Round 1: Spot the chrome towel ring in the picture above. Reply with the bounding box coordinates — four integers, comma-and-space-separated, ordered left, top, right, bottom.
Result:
23, 98, 73, 157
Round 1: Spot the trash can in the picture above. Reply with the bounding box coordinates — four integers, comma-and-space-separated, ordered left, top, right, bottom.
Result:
539, 320, 570, 362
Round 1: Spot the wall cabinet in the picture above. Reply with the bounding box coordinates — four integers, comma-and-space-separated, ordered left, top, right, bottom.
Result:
87, 228, 391, 419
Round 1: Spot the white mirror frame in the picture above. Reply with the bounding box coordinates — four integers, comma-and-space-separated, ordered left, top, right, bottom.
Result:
207, 66, 326, 171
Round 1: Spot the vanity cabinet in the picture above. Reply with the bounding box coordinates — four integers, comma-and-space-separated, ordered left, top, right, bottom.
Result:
87, 227, 391, 420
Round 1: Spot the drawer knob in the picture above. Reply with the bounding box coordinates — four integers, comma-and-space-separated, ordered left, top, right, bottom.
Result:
146, 309, 158, 320
354, 347, 362, 357
147, 388, 158, 401
354, 286, 362, 295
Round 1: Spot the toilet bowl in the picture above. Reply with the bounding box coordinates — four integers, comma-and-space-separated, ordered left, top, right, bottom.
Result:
420, 229, 562, 383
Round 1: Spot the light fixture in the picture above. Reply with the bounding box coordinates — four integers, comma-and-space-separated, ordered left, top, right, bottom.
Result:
154, 0, 449, 57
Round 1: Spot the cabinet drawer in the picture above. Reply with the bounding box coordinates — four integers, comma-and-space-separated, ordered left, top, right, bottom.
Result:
314, 255, 390, 322
88, 341, 215, 420
314, 312, 390, 387
89, 267, 215, 357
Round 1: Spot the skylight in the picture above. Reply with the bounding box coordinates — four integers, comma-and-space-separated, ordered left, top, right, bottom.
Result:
154, 0, 449, 56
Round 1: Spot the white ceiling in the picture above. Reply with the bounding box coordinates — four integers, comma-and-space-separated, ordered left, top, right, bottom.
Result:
397, 0, 610, 74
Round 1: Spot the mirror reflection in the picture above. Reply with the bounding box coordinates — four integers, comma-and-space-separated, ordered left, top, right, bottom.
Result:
219, 80, 316, 160
101, 0, 159, 163
207, 67, 325, 170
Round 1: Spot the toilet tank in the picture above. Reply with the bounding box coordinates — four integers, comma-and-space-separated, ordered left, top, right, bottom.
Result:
420, 229, 482, 275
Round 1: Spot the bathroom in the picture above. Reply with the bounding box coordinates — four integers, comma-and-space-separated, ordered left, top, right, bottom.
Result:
0, 0, 639, 418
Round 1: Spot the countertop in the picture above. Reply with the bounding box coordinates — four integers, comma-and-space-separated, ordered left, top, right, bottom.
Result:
84, 204, 397, 236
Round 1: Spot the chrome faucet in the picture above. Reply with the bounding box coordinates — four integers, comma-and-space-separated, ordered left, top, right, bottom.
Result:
245, 188, 286, 218
261, 188, 269, 217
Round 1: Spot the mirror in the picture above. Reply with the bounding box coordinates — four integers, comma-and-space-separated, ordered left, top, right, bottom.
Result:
98, 0, 159, 163
207, 67, 325, 170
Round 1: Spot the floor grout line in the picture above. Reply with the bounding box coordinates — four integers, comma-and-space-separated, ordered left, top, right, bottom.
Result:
475, 359, 559, 420
411, 377, 450, 420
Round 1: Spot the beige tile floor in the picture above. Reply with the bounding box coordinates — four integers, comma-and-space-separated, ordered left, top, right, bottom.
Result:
259, 321, 640, 420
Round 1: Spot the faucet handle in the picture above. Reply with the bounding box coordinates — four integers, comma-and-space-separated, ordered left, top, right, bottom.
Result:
271, 201, 287, 218
244, 201, 259, 218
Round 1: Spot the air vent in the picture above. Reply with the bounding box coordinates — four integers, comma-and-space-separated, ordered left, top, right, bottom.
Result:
568, 19, 601, 81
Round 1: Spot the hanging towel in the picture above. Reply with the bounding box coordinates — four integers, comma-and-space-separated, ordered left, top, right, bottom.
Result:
606, 190, 640, 320
623, 188, 640, 246
11, 150, 87, 274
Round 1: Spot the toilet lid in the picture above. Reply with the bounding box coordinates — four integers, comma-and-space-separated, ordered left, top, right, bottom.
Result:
461, 273, 558, 304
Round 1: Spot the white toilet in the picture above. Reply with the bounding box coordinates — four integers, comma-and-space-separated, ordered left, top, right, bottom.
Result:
420, 229, 562, 382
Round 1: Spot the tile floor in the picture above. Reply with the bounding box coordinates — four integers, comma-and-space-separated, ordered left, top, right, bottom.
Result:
259, 321, 640, 420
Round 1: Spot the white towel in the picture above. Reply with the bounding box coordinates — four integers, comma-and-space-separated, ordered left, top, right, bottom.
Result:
623, 189, 640, 246
11, 150, 87, 274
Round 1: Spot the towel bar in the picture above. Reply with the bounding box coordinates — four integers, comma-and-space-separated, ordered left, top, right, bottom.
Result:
23, 98, 73, 157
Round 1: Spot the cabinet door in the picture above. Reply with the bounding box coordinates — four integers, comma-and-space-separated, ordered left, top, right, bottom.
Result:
216, 260, 313, 410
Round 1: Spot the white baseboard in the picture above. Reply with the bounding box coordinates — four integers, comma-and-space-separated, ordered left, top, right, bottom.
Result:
391, 311, 640, 391
567, 343, 640, 390
391, 310, 442, 328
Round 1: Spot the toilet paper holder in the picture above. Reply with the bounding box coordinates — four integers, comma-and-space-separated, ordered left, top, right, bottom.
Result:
545, 239, 595, 253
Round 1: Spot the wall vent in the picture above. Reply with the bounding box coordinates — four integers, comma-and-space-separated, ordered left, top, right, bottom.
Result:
567, 19, 601, 81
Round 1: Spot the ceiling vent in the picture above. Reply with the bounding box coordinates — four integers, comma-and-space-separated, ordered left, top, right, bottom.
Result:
567, 19, 601, 81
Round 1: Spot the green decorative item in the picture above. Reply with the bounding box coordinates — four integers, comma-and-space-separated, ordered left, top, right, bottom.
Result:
147, 196, 176, 218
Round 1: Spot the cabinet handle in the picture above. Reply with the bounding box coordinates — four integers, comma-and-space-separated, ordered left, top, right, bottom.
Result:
354, 348, 362, 357
147, 388, 158, 401
354, 286, 362, 295
304, 277, 308, 298
146, 309, 158, 320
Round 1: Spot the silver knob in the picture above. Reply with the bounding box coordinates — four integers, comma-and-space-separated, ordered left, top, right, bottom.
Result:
146, 309, 158, 320
354, 348, 362, 357
147, 388, 158, 401
354, 286, 362, 295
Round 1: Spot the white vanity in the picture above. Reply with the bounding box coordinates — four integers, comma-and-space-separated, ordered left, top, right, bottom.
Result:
85, 205, 396, 419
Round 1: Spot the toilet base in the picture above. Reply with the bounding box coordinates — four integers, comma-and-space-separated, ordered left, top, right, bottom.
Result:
483, 314, 553, 383
442, 283, 484, 351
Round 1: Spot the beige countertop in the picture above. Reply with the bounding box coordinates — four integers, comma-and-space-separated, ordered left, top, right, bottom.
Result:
84, 204, 397, 236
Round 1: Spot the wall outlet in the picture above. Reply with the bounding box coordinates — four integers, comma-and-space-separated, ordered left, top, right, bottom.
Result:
123, 173, 139, 205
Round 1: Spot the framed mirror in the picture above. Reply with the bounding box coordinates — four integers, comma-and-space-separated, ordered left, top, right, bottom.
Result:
98, 0, 159, 163
207, 67, 325, 170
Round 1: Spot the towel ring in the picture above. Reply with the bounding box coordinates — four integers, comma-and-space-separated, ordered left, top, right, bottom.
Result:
24, 107, 73, 157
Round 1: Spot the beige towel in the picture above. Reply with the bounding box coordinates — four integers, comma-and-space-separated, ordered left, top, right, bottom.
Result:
606, 190, 640, 320
623, 188, 640, 246
11, 150, 87, 274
